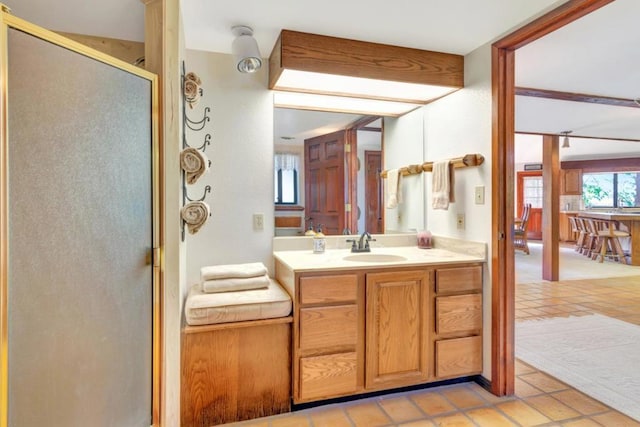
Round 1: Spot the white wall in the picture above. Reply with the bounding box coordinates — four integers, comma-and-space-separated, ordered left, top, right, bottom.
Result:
356, 129, 382, 234
384, 107, 425, 233
184, 50, 274, 286
423, 43, 493, 377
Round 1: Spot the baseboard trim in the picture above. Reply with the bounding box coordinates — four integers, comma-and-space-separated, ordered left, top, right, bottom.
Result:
292, 376, 479, 411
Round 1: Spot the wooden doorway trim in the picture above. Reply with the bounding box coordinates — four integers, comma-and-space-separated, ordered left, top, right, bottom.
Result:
490, 0, 614, 396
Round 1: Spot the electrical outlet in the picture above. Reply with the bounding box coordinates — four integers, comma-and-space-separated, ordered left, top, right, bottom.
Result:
456, 213, 465, 230
253, 213, 264, 231
475, 186, 485, 205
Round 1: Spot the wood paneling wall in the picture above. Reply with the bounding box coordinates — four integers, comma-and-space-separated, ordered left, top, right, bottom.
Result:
56, 32, 144, 65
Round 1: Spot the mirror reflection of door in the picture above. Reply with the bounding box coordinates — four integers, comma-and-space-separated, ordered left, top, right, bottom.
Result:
304, 130, 346, 235
517, 171, 543, 240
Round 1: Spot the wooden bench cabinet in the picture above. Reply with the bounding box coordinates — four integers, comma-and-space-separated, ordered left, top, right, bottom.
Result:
181, 317, 292, 426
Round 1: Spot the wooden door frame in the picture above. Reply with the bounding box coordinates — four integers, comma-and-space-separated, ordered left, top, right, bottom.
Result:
346, 116, 382, 234
490, 0, 614, 396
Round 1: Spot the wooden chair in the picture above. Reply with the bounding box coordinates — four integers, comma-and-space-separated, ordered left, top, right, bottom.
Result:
514, 203, 532, 255
569, 216, 586, 252
581, 218, 600, 257
591, 219, 630, 264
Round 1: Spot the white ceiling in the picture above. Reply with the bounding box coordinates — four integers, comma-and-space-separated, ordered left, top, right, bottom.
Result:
514, 0, 640, 143
3, 0, 639, 155
180, 0, 564, 57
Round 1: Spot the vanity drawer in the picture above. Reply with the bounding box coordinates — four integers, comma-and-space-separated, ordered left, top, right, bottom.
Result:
436, 294, 482, 335
435, 336, 482, 378
299, 305, 357, 349
300, 274, 358, 305
299, 352, 358, 401
435, 266, 482, 294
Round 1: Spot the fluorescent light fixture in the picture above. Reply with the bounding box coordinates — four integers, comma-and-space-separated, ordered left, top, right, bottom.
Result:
274, 91, 421, 117
269, 30, 464, 116
275, 69, 457, 104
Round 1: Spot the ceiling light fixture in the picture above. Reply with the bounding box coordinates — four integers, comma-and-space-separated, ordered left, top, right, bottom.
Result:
231, 25, 262, 73
561, 130, 572, 148
269, 30, 464, 117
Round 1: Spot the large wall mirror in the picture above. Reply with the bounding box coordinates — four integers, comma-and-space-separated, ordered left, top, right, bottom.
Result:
274, 106, 425, 236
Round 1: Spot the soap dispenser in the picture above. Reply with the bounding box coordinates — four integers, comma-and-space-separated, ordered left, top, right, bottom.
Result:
304, 221, 316, 236
313, 224, 326, 253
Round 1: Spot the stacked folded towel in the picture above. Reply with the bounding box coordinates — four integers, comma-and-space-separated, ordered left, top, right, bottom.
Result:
200, 262, 269, 293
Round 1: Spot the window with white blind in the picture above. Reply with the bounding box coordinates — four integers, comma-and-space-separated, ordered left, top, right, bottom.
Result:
274, 153, 299, 205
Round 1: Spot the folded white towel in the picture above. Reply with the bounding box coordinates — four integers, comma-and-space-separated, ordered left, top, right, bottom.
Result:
432, 161, 455, 210
202, 274, 270, 293
386, 169, 403, 209
200, 262, 268, 281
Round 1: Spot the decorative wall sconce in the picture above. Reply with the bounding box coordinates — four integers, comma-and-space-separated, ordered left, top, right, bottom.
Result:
232, 25, 262, 73
269, 30, 464, 116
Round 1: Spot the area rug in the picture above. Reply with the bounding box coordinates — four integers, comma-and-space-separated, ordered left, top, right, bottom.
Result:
516, 314, 640, 421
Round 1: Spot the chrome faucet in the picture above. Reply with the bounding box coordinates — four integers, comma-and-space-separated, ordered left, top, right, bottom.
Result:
346, 231, 376, 253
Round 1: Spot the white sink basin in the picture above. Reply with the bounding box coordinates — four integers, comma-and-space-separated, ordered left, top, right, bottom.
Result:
343, 253, 408, 263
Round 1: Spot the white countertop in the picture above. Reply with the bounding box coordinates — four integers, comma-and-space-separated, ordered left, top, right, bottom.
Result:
274, 246, 485, 273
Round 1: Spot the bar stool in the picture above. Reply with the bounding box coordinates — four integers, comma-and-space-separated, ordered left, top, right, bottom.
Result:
581, 218, 599, 257
591, 219, 630, 264
569, 216, 586, 252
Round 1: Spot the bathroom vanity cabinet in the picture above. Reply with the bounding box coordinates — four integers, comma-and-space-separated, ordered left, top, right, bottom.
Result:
275, 253, 484, 404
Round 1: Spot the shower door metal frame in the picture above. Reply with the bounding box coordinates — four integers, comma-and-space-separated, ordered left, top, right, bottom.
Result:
0, 8, 161, 427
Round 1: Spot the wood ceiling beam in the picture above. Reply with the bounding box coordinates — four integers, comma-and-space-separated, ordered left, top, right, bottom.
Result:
516, 87, 640, 108
516, 131, 640, 143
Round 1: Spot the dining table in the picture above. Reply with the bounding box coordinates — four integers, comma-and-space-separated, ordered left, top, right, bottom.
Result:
577, 211, 640, 266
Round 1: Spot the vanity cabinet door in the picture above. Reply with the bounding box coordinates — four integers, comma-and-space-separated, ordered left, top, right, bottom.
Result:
299, 305, 357, 349
436, 294, 482, 335
435, 336, 482, 378
299, 352, 358, 401
365, 270, 430, 390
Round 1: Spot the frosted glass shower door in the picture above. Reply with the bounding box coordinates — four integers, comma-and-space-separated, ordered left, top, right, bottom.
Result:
4, 28, 156, 426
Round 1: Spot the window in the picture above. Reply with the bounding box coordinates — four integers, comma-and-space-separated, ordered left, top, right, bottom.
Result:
583, 171, 640, 208
523, 176, 543, 208
274, 153, 299, 205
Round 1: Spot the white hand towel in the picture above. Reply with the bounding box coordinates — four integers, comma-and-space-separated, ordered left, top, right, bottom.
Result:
386, 169, 403, 209
200, 262, 268, 281
432, 161, 455, 210
202, 274, 270, 293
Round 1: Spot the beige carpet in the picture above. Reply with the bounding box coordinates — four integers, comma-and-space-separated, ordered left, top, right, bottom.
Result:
515, 242, 640, 284
516, 314, 640, 421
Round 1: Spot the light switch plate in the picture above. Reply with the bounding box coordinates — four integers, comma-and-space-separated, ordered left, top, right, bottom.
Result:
475, 186, 485, 205
456, 213, 465, 230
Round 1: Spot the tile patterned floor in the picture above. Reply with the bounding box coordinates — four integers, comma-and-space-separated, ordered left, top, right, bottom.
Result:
226, 274, 640, 427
